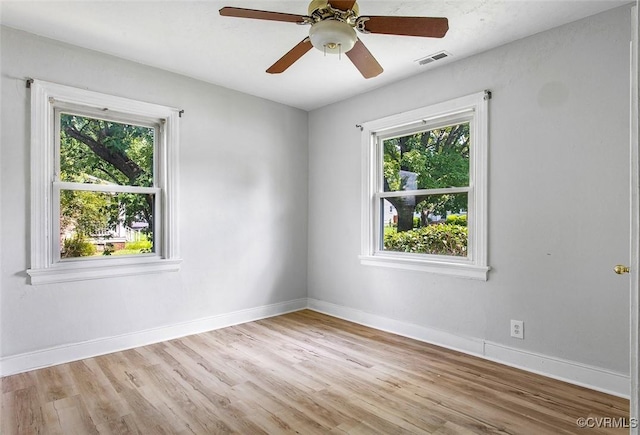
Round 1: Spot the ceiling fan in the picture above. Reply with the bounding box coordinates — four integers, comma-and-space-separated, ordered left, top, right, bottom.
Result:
219, 0, 448, 79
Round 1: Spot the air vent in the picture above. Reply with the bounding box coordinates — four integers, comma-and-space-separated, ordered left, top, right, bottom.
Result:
415, 51, 452, 66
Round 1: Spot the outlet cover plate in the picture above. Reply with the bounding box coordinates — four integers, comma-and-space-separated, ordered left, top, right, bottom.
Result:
511, 320, 524, 339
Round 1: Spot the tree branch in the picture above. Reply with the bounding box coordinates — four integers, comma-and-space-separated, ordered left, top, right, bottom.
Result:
65, 126, 144, 183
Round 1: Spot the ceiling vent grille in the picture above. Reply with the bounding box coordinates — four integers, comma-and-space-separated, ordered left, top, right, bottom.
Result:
415, 51, 452, 66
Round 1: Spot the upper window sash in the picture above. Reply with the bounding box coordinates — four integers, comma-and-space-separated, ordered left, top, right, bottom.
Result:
53, 106, 162, 185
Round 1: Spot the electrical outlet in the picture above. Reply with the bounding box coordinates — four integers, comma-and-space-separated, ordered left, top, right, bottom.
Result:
511, 320, 524, 339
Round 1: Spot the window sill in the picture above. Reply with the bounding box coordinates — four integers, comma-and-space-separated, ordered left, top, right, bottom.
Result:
359, 254, 489, 280
27, 257, 182, 285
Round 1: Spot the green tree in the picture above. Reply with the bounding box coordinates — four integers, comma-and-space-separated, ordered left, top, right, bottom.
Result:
383, 123, 470, 232
60, 190, 113, 237
59, 114, 154, 238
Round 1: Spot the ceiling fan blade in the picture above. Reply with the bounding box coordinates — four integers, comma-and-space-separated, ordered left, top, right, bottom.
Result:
219, 7, 307, 24
360, 16, 449, 38
346, 39, 383, 79
327, 0, 357, 11
267, 38, 313, 74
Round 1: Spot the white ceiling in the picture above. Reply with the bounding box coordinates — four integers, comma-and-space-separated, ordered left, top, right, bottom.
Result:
0, 0, 631, 111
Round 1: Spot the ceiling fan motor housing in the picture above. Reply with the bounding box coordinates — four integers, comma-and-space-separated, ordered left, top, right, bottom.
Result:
308, 0, 359, 16
309, 20, 357, 54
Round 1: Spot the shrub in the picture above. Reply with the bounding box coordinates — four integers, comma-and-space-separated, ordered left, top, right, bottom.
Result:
61, 234, 97, 258
125, 240, 153, 251
384, 224, 467, 256
446, 214, 467, 227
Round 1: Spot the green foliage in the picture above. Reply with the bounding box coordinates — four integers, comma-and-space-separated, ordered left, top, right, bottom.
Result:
383, 123, 470, 233
60, 190, 114, 236
384, 224, 468, 257
446, 214, 467, 227
59, 114, 155, 236
383, 122, 470, 237
383, 124, 470, 191
124, 239, 153, 251
61, 235, 97, 258
415, 193, 467, 224
60, 114, 153, 186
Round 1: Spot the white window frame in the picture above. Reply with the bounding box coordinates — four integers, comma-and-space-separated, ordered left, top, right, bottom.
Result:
359, 91, 490, 280
28, 80, 181, 285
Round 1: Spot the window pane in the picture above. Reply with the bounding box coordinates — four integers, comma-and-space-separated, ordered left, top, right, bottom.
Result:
382, 123, 470, 192
382, 193, 468, 257
60, 190, 154, 258
59, 114, 154, 187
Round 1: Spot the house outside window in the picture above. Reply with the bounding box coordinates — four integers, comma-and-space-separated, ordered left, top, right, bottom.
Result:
28, 80, 181, 284
359, 91, 490, 280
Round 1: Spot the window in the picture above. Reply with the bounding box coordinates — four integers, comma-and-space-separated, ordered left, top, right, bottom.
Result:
359, 91, 490, 280
28, 80, 181, 284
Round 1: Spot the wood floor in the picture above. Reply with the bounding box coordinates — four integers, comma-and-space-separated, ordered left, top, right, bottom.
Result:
1, 310, 630, 434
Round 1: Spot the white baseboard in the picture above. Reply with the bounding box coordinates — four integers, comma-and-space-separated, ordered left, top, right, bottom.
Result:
0, 298, 308, 377
307, 298, 630, 398
2, 296, 630, 399
482, 342, 630, 398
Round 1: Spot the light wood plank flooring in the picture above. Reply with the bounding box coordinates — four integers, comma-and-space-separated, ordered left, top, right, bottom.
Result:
1, 310, 630, 434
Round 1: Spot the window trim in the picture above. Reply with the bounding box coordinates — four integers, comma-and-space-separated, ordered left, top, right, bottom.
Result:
28, 80, 181, 285
359, 91, 490, 280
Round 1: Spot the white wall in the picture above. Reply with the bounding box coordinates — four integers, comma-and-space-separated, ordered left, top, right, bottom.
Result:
308, 4, 632, 382
0, 27, 308, 362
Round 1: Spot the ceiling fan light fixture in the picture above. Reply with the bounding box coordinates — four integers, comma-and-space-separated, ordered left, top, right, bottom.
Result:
309, 20, 357, 55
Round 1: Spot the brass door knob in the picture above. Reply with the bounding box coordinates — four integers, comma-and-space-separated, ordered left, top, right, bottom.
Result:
614, 265, 630, 275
